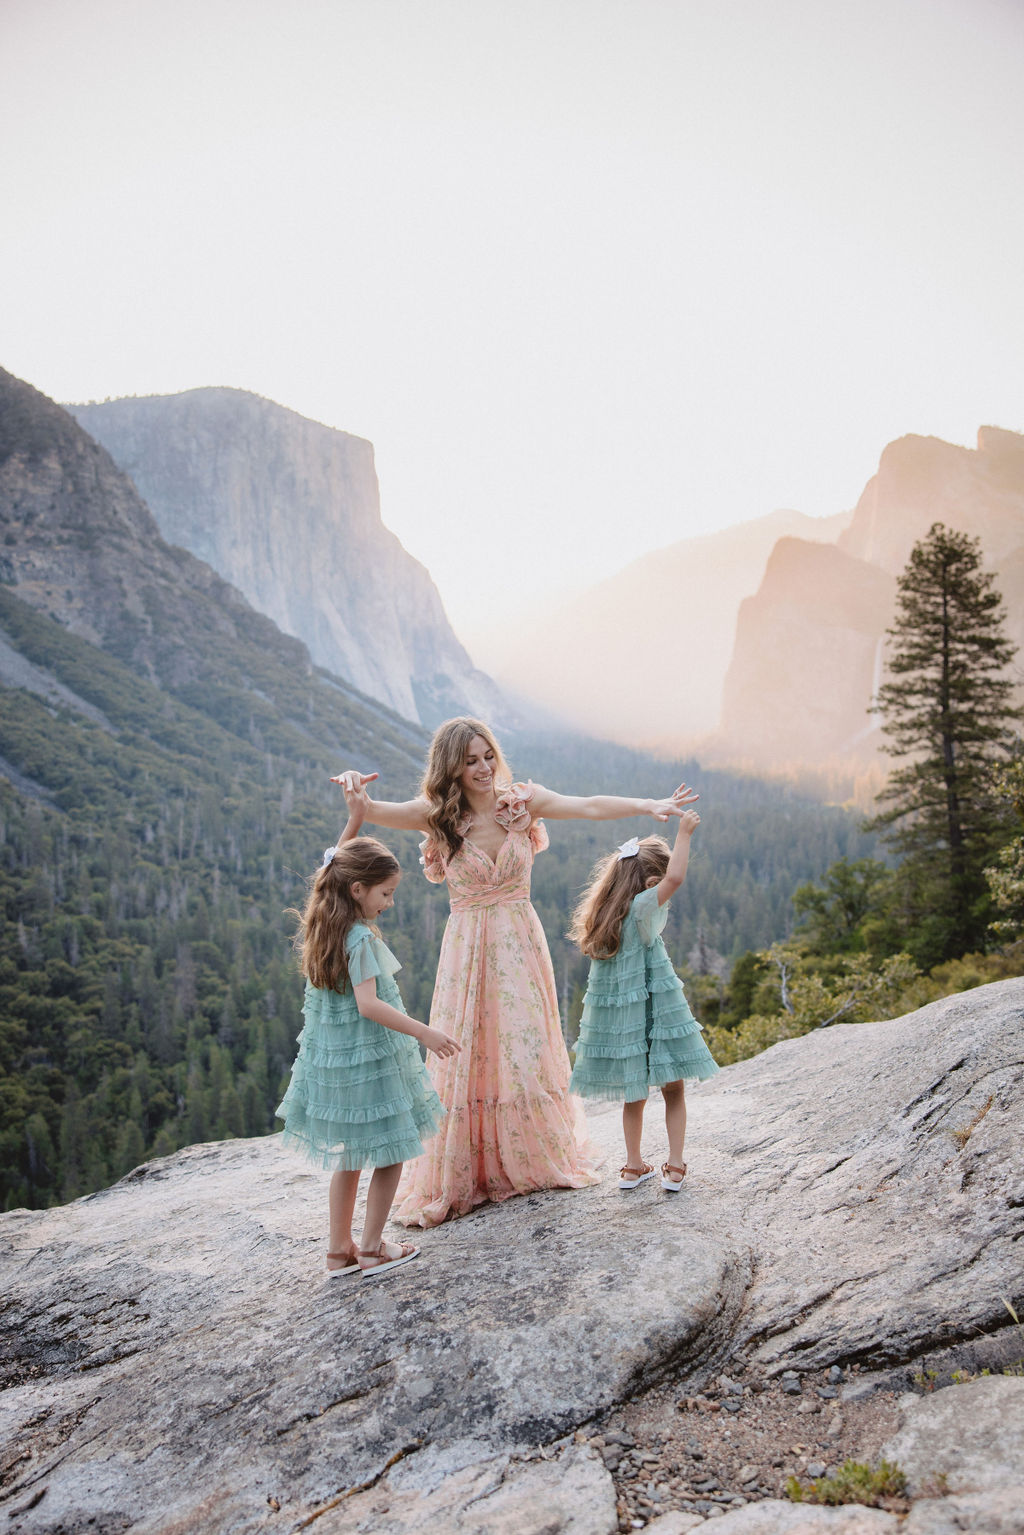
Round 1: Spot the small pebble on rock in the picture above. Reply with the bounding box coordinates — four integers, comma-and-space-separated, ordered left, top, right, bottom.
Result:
806, 1461, 827, 1477
738, 1465, 759, 1483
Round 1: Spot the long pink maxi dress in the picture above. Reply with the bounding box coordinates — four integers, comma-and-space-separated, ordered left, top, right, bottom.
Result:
393, 783, 600, 1227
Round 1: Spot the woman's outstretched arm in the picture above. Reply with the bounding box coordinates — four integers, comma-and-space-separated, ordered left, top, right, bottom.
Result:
529, 782, 699, 823
330, 770, 431, 832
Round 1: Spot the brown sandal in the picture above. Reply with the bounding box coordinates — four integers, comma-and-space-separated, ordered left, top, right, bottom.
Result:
357, 1240, 420, 1279
661, 1162, 687, 1191
618, 1163, 656, 1189
326, 1250, 361, 1279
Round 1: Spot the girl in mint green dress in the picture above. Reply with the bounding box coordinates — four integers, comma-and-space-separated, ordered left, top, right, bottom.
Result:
277, 796, 458, 1279
569, 809, 718, 1192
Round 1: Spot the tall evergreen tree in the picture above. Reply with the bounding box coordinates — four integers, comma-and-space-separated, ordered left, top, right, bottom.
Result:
869, 522, 1022, 963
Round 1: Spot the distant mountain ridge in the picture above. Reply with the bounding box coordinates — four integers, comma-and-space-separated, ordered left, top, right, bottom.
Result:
476, 423, 1024, 773
712, 428, 1024, 767
67, 388, 505, 727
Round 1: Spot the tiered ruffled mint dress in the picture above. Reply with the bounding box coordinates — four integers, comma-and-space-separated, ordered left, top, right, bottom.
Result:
569, 887, 719, 1100
276, 923, 444, 1170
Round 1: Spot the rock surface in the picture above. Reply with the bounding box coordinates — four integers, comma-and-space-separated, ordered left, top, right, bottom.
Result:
1, 979, 1022, 1533
68, 388, 505, 727
881, 1376, 1024, 1495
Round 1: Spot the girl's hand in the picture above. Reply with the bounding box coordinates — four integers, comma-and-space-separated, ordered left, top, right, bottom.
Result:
650, 783, 699, 821
421, 1027, 460, 1058
676, 809, 701, 836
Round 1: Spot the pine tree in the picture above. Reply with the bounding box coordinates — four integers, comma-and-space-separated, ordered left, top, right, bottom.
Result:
869, 523, 1022, 963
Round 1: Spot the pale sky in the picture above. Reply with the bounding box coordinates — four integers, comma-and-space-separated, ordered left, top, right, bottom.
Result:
2, 0, 1023, 651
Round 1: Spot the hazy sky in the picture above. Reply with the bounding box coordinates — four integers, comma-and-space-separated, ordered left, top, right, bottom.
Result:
3, 0, 1023, 649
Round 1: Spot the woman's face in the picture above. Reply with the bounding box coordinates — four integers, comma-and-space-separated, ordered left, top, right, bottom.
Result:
459, 734, 496, 799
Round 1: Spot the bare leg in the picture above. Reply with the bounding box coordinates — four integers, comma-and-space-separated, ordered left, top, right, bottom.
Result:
359, 1162, 405, 1257
622, 1098, 648, 1170
328, 1169, 362, 1270
662, 1080, 687, 1168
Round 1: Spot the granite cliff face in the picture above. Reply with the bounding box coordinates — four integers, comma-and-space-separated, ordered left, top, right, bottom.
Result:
68, 389, 504, 727
717, 540, 897, 764
0, 368, 280, 686
839, 427, 1024, 575
0, 365, 428, 776
712, 428, 1024, 770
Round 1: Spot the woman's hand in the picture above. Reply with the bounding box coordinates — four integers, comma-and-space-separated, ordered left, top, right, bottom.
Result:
337, 773, 376, 822
649, 783, 700, 822
331, 770, 379, 793
421, 1027, 461, 1058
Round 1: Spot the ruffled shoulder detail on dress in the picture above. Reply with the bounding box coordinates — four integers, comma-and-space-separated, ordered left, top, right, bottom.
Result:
419, 836, 448, 884
346, 926, 402, 985
494, 780, 548, 854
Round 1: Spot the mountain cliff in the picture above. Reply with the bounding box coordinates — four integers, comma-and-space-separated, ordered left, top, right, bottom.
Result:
711, 428, 1024, 769
717, 539, 896, 764
839, 426, 1024, 574
67, 388, 504, 726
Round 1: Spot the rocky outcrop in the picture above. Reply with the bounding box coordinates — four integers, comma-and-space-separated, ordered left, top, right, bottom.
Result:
715, 539, 896, 764
68, 388, 505, 727
2, 978, 1022, 1533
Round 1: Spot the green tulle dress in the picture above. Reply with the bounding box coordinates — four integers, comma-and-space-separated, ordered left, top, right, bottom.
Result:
569, 887, 719, 1101
275, 923, 444, 1171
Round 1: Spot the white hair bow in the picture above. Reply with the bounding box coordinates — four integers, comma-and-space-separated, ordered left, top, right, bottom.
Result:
616, 836, 640, 860
322, 846, 337, 868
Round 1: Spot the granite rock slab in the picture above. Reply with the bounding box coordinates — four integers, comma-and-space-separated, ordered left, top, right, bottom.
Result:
2, 979, 1023, 1533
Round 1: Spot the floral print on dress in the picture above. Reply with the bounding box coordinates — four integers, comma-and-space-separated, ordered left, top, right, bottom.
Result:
395, 782, 598, 1227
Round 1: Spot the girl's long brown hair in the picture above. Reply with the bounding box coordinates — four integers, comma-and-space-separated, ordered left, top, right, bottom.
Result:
420, 716, 512, 861
289, 837, 400, 991
569, 836, 670, 959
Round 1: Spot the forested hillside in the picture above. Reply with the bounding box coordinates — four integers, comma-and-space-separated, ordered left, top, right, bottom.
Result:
0, 588, 873, 1211
0, 367, 876, 1211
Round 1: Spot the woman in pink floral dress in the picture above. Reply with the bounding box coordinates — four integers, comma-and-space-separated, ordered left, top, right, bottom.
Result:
334, 718, 696, 1226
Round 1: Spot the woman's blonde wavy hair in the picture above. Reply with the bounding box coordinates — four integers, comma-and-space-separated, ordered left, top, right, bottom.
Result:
289, 837, 400, 992
569, 835, 670, 960
421, 716, 512, 861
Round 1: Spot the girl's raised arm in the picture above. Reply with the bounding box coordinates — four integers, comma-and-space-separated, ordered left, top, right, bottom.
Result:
330, 770, 431, 833
529, 782, 699, 824
654, 808, 701, 907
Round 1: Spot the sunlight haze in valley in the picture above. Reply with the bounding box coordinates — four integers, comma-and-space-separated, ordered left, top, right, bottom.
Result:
2, 0, 1023, 650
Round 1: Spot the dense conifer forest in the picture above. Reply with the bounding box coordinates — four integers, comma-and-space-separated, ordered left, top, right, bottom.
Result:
0, 587, 876, 1211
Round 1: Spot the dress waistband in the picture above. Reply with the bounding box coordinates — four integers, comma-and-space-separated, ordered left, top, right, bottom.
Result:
449, 887, 531, 913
